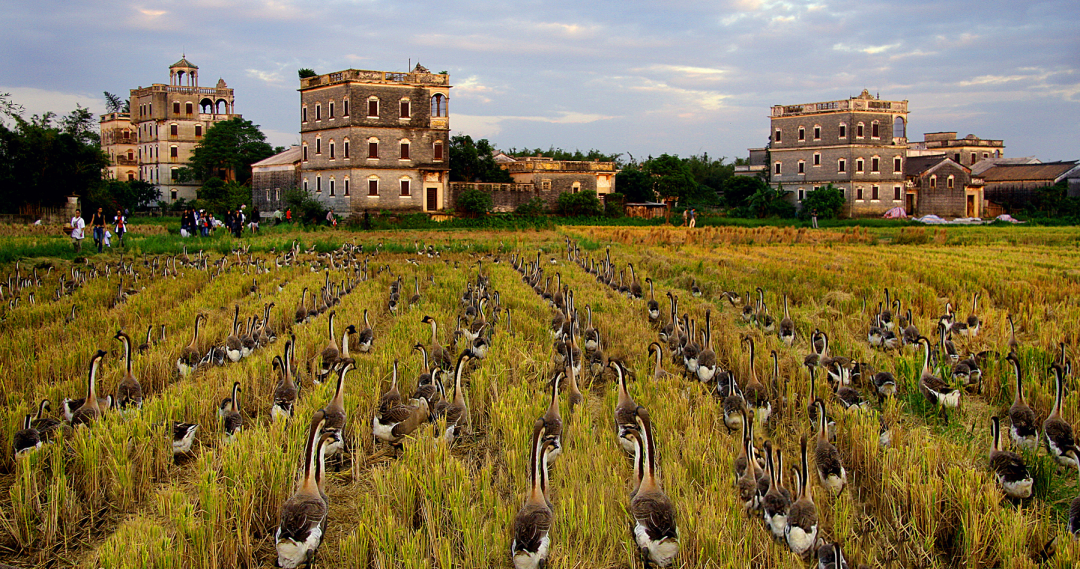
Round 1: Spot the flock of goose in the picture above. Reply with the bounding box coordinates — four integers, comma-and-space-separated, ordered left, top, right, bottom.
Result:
7, 236, 1080, 568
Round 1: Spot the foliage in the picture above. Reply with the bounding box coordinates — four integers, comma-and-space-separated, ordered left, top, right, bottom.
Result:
555, 190, 603, 217
720, 175, 768, 208
514, 196, 546, 217
504, 146, 622, 164
614, 166, 655, 203
103, 92, 129, 114
643, 154, 697, 203
684, 153, 734, 196
86, 179, 159, 213
604, 193, 626, 218
448, 135, 511, 183
454, 188, 493, 217
283, 188, 327, 224
0, 102, 109, 212
196, 177, 252, 214
185, 117, 275, 185
799, 184, 846, 220
298, 68, 317, 79
745, 183, 795, 218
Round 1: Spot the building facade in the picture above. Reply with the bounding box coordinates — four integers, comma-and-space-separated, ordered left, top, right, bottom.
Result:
768, 90, 909, 217
251, 146, 302, 216
903, 156, 980, 217
129, 57, 239, 202
298, 64, 451, 215
502, 156, 617, 197
908, 132, 1004, 167
99, 112, 137, 181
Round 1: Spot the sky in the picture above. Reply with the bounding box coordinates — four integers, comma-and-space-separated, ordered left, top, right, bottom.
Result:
2, 0, 1078, 164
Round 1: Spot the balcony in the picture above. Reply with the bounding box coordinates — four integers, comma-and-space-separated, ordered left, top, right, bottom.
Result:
302, 68, 450, 89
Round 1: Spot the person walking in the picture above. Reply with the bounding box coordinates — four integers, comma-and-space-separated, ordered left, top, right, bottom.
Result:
250, 206, 260, 233
89, 207, 106, 252
285, 208, 292, 224
682, 208, 688, 226
70, 209, 85, 252
689, 208, 697, 228
811, 208, 819, 229
114, 209, 126, 247
326, 207, 336, 227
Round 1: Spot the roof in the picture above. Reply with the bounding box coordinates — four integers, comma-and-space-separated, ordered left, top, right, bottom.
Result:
170, 57, 198, 69
971, 156, 1041, 175
980, 161, 1078, 183
251, 146, 301, 168
903, 155, 968, 177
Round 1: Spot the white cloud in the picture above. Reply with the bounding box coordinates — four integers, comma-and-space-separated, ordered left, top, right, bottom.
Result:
832, 42, 902, 55
246, 68, 284, 84
0, 86, 104, 120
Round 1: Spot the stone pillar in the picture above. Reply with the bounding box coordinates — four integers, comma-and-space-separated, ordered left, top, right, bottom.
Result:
66, 196, 80, 220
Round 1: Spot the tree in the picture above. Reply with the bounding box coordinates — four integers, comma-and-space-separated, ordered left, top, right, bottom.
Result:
87, 179, 158, 212
505, 146, 622, 164
454, 188, 493, 217
746, 183, 795, 218
185, 117, 274, 185
298, 68, 317, 79
643, 154, 697, 203
197, 177, 251, 214
800, 184, 846, 220
615, 166, 655, 203
284, 188, 327, 223
720, 175, 767, 208
556, 190, 603, 217
448, 135, 511, 183
104, 92, 124, 113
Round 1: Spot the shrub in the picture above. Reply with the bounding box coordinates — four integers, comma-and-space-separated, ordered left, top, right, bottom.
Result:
454, 188, 493, 217
556, 190, 603, 217
799, 184, 846, 219
283, 189, 327, 224
515, 197, 546, 217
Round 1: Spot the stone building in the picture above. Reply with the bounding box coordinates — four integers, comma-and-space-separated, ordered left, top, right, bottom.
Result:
99, 112, 137, 181
908, 132, 1004, 167
129, 57, 239, 202
502, 156, 617, 197
767, 90, 909, 217
251, 146, 302, 215
981, 161, 1079, 212
903, 155, 980, 217
298, 64, 451, 215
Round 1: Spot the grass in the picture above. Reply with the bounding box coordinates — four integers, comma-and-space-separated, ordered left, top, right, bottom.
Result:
0, 224, 1078, 567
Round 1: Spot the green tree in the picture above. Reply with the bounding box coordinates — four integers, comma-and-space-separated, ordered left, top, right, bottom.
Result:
746, 183, 795, 218
185, 117, 274, 185
643, 154, 697, 203
454, 188, 493, 217
800, 184, 846, 219
284, 189, 327, 224
298, 68, 317, 79
505, 146, 622, 164
197, 177, 251, 214
448, 135, 511, 183
720, 175, 767, 208
87, 179, 158, 212
555, 190, 603, 217
615, 166, 656, 203
515, 196, 546, 216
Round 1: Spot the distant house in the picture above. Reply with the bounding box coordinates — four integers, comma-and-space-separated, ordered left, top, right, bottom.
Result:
908, 132, 1004, 168
448, 154, 619, 213
981, 161, 1079, 213
251, 146, 302, 216
903, 155, 980, 217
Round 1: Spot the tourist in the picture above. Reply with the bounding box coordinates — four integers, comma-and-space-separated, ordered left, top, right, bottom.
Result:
250, 206, 260, 233
811, 208, 819, 229
286, 208, 292, 223
114, 209, 126, 247
682, 208, 688, 226
89, 207, 106, 252
689, 208, 697, 228
70, 209, 85, 252
326, 207, 337, 227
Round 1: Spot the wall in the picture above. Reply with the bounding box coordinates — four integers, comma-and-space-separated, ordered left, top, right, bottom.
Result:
251, 165, 300, 215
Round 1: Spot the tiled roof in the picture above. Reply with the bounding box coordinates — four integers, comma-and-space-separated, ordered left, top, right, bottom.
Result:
980, 161, 1077, 183
252, 147, 301, 167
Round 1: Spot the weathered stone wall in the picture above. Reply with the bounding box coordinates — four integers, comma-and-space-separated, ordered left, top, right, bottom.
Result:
912, 162, 970, 217
251, 167, 300, 216
446, 183, 559, 213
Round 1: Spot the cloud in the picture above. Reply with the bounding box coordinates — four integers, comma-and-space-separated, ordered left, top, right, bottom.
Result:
0, 86, 104, 120
246, 68, 284, 84
833, 42, 902, 55
451, 111, 616, 139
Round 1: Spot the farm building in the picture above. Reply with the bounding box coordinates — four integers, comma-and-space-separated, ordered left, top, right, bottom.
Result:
250, 146, 302, 216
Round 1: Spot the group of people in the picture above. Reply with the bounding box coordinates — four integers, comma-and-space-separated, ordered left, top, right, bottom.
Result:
682, 207, 697, 228
69, 207, 127, 253
179, 206, 260, 238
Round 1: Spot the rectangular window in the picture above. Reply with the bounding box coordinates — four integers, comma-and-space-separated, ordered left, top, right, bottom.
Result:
368, 99, 378, 117
400, 179, 410, 196
813, 153, 821, 166
303, 146, 308, 161
838, 159, 846, 173
774, 162, 781, 175
316, 105, 321, 121
329, 179, 335, 196
856, 159, 864, 173
970, 152, 976, 164
173, 102, 180, 114
344, 179, 350, 196
170, 146, 178, 158
893, 157, 901, 173
186, 102, 193, 115
798, 127, 805, 141
400, 100, 410, 118
798, 161, 805, 174
316, 139, 321, 154
368, 141, 378, 158
400, 141, 410, 160
856, 187, 864, 200
774, 129, 782, 143
872, 123, 879, 138
798, 189, 805, 201
170, 124, 178, 136
541, 179, 552, 191
814, 126, 821, 140
302, 107, 307, 122
316, 177, 322, 193
857, 124, 864, 138
329, 101, 334, 118
872, 185, 879, 200
839, 124, 846, 138
195, 125, 202, 137
329, 142, 335, 159
343, 100, 349, 116
947, 176, 955, 189
344, 140, 350, 158
894, 186, 901, 200
871, 157, 879, 172
434, 141, 443, 161
368, 179, 378, 196
171, 168, 179, 180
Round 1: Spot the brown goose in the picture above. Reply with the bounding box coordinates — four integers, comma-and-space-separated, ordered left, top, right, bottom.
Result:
648, 342, 670, 380
442, 352, 472, 443
222, 382, 242, 443
113, 330, 143, 411
779, 294, 795, 347
271, 342, 299, 423
422, 315, 451, 370
696, 311, 717, 383
989, 416, 1033, 499
275, 411, 332, 568
225, 306, 243, 362
646, 278, 660, 325
720, 370, 745, 434
1044, 364, 1079, 468
542, 369, 564, 462
1006, 314, 1019, 357
626, 406, 679, 567
375, 360, 402, 421
612, 360, 638, 454
294, 287, 310, 324
356, 308, 374, 353
814, 399, 846, 494
1006, 354, 1037, 450
785, 436, 818, 557
316, 311, 340, 382
13, 414, 42, 458
565, 323, 584, 415
71, 350, 107, 426
917, 336, 960, 421
322, 358, 354, 459
960, 292, 980, 338
510, 418, 554, 569
762, 440, 791, 540
177, 314, 206, 377
742, 337, 771, 426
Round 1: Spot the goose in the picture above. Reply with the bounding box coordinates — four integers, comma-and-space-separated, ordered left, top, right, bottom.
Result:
681, 317, 700, 376
113, 330, 143, 411
989, 416, 1033, 499
443, 352, 472, 443
779, 294, 795, 346
222, 382, 242, 443
872, 369, 897, 403
818, 332, 851, 386
412, 344, 433, 393
322, 358, 354, 460
879, 288, 894, 331
372, 396, 430, 450
612, 360, 639, 455
261, 302, 278, 344
225, 306, 243, 362
938, 322, 959, 364
177, 314, 206, 377
30, 400, 62, 439
902, 309, 920, 348
511, 418, 554, 569
691, 278, 702, 298
71, 350, 107, 426
541, 369, 564, 462
172, 422, 198, 455
961, 292, 980, 338
917, 336, 961, 421
835, 377, 869, 412
785, 436, 818, 557
814, 400, 846, 493
422, 315, 452, 370
736, 430, 762, 512
627, 406, 679, 568
762, 440, 791, 540
696, 311, 717, 383
659, 292, 677, 343
628, 263, 643, 299
740, 290, 755, 324
565, 336, 584, 416
275, 411, 332, 569
295, 287, 310, 324
720, 371, 745, 434
351, 308, 374, 353
239, 315, 258, 357
582, 305, 600, 352
648, 342, 670, 380
408, 276, 421, 308
817, 542, 850, 569
271, 348, 299, 423
645, 278, 660, 325
588, 335, 606, 377
13, 414, 42, 458
1043, 364, 1079, 468
1056, 342, 1071, 378
138, 324, 154, 354
867, 310, 884, 349
1005, 355, 1037, 450
317, 311, 340, 382
742, 338, 771, 426
375, 360, 403, 420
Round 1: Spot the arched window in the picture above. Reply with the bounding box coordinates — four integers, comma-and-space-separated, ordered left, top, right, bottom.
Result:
367, 97, 379, 117
315, 104, 322, 121
813, 125, 821, 140
838, 158, 846, 173
315, 137, 321, 155
329, 178, 335, 196
798, 160, 805, 174
929, 175, 937, 189
871, 121, 880, 139
316, 175, 322, 193
813, 152, 821, 166
798, 127, 805, 141
302, 143, 308, 161
368, 176, 379, 196
368, 137, 379, 159
344, 177, 350, 196
329, 140, 335, 159
400, 139, 411, 160
893, 116, 905, 139
343, 99, 349, 116
343, 138, 350, 159
400, 177, 411, 197
430, 94, 447, 117
838, 122, 847, 139
856, 122, 865, 138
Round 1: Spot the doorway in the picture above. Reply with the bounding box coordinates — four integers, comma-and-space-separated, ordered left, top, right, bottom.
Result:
905, 193, 915, 215
966, 194, 976, 217
426, 187, 438, 211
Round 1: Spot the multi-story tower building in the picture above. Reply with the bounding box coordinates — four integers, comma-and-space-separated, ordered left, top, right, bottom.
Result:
129, 57, 239, 202
99, 111, 137, 181
907, 132, 1004, 167
298, 64, 451, 214
769, 89, 908, 216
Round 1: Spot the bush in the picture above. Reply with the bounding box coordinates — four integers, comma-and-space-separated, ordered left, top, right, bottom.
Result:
455, 188, 493, 217
604, 193, 626, 218
799, 184, 846, 219
556, 190, 603, 217
283, 189, 327, 224
515, 197, 546, 217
